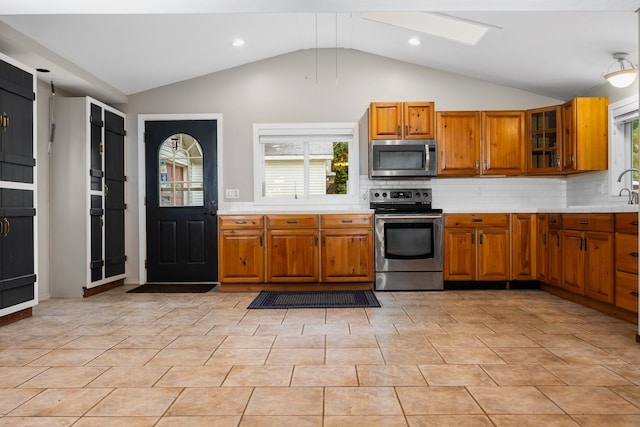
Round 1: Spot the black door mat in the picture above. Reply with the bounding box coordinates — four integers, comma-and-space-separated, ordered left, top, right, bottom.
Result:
247, 290, 381, 309
126, 283, 217, 293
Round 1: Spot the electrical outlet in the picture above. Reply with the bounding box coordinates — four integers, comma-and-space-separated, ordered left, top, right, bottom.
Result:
225, 189, 240, 199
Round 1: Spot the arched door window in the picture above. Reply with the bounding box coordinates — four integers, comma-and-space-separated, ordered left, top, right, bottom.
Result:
158, 133, 204, 207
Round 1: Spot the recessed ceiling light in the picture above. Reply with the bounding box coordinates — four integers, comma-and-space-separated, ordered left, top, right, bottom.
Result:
363, 12, 493, 46
232, 39, 245, 47
408, 38, 421, 46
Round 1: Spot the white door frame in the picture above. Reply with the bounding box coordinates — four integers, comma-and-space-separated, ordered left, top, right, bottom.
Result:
137, 113, 223, 285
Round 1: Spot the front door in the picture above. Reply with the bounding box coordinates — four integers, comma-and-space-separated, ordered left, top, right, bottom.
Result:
145, 120, 217, 283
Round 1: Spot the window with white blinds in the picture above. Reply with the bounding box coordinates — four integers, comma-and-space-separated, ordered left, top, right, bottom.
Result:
609, 95, 639, 196
253, 123, 359, 205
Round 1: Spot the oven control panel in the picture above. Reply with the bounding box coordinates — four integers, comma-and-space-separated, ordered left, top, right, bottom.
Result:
369, 188, 432, 204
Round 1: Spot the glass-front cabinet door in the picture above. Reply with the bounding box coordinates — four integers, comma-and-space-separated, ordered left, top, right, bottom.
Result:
527, 106, 562, 174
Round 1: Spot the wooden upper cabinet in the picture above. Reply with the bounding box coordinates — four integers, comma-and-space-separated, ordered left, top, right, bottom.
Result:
561, 97, 608, 173
369, 102, 435, 140
404, 102, 435, 139
436, 111, 481, 176
527, 106, 562, 174
481, 111, 526, 175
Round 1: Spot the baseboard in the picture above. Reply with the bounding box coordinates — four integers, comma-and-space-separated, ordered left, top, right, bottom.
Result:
220, 283, 374, 292
83, 279, 125, 297
0, 308, 32, 327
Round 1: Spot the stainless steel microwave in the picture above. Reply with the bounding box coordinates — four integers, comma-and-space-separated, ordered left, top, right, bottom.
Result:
369, 139, 437, 178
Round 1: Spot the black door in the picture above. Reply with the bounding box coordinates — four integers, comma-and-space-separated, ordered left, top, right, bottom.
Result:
145, 120, 217, 283
0, 58, 36, 184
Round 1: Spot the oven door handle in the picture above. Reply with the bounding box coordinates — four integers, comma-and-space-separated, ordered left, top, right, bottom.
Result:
376, 214, 442, 220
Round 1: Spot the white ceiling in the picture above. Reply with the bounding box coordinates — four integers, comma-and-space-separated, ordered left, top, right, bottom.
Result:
0, 0, 638, 103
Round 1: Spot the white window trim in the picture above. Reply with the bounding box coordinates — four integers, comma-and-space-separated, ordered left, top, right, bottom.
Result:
253, 122, 360, 206
609, 95, 639, 200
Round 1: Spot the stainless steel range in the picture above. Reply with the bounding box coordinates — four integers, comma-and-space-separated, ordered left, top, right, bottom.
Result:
370, 188, 443, 291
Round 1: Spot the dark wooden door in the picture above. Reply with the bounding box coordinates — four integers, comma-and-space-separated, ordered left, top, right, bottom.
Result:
0, 188, 36, 308
145, 120, 218, 283
104, 110, 126, 278
0, 58, 36, 183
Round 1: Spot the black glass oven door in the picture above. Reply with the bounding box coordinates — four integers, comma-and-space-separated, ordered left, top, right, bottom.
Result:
384, 222, 434, 260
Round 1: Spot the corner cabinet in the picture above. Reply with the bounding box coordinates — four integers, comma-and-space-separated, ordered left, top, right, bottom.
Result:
51, 97, 126, 297
527, 106, 562, 174
369, 102, 435, 140
0, 53, 37, 323
561, 97, 608, 173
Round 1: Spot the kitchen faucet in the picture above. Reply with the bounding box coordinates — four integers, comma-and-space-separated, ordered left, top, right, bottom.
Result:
617, 168, 639, 183
617, 168, 640, 204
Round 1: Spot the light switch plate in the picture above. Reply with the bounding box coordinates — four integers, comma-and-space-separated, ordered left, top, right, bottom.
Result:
225, 189, 240, 199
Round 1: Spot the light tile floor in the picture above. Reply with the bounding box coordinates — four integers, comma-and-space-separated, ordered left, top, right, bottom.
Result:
0, 287, 639, 426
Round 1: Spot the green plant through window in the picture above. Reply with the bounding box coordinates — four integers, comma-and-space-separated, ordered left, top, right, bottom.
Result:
330, 141, 349, 195
632, 119, 639, 189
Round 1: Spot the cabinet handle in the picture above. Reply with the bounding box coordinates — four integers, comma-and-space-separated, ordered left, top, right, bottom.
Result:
475, 160, 480, 171
314, 235, 318, 246
483, 160, 487, 171
578, 238, 583, 251
631, 252, 639, 258
579, 220, 588, 225
631, 221, 638, 226
235, 220, 247, 225
397, 125, 401, 136
631, 291, 639, 297
259, 235, 263, 247
556, 234, 560, 247
3, 218, 9, 236
322, 236, 326, 246
341, 219, 353, 224
479, 233, 484, 244
471, 218, 483, 223
550, 218, 557, 224
471, 233, 475, 244
286, 220, 298, 224
405, 125, 409, 136
543, 233, 547, 245
583, 238, 587, 251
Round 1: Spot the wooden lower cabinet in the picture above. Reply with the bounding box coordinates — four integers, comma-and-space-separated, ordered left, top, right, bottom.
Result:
218, 215, 265, 284
218, 213, 373, 290
547, 227, 563, 287
615, 213, 639, 315
511, 213, 535, 280
320, 214, 374, 282
536, 214, 548, 283
560, 214, 614, 303
443, 214, 510, 281
267, 228, 319, 282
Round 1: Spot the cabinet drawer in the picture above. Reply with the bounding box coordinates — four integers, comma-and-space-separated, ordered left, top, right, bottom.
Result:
444, 213, 509, 227
219, 215, 264, 229
616, 233, 639, 274
321, 214, 373, 229
561, 214, 614, 232
548, 214, 562, 229
616, 212, 639, 234
266, 214, 318, 229
615, 270, 639, 313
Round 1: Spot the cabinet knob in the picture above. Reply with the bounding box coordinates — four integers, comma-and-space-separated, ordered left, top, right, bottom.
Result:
631, 291, 639, 297
631, 252, 639, 258
631, 221, 638, 226
579, 220, 588, 225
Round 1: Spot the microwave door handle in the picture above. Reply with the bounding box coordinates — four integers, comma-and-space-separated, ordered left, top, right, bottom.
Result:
425, 146, 430, 171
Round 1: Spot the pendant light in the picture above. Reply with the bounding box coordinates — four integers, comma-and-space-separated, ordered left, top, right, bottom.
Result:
603, 52, 638, 88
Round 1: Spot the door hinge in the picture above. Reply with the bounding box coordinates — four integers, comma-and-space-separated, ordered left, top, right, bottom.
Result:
100, 143, 104, 154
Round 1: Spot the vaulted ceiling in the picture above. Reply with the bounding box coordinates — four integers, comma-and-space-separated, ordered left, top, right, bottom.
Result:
0, 0, 637, 103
